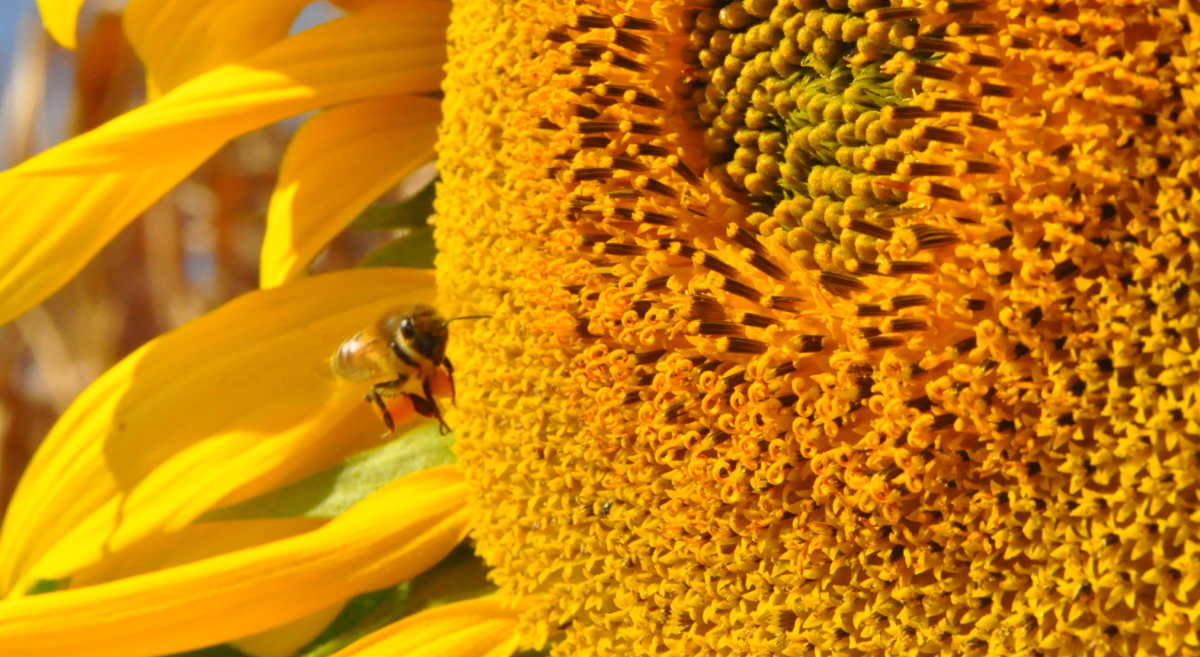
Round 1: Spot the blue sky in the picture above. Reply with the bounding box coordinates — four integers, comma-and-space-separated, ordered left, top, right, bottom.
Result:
0, 0, 36, 75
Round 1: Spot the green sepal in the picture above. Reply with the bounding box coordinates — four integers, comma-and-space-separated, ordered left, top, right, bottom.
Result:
201, 422, 455, 521
295, 544, 496, 657
347, 184, 435, 231
24, 577, 68, 596
170, 646, 249, 657
357, 226, 436, 270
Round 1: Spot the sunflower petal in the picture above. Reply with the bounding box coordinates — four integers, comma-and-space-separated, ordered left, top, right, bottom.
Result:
0, 4, 448, 326
328, 598, 522, 657
261, 95, 439, 287
10, 5, 447, 175
123, 0, 312, 96
233, 603, 348, 657
296, 543, 494, 657
202, 421, 455, 521
73, 520, 349, 657
68, 517, 326, 588
0, 159, 212, 329
0, 268, 436, 597
0, 466, 470, 657
35, 0, 86, 48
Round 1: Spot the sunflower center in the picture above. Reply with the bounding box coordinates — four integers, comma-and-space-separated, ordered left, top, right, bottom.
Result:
690, 0, 906, 205
684, 0, 1014, 283
437, 0, 1199, 652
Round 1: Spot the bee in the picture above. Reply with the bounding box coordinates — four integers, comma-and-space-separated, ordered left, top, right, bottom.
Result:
330, 304, 486, 434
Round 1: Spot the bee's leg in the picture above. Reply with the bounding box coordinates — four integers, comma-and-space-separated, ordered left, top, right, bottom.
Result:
443, 357, 457, 406
420, 376, 451, 434
367, 377, 411, 433
367, 387, 395, 433
408, 393, 450, 434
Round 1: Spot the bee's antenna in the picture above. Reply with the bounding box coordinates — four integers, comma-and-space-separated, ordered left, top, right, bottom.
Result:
442, 314, 491, 328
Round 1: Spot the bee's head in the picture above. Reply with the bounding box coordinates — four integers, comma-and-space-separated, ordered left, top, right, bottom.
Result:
396, 304, 449, 365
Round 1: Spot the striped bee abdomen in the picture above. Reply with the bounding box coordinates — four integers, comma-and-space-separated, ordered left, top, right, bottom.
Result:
330, 330, 393, 382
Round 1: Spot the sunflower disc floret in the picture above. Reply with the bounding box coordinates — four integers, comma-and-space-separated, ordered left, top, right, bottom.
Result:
436, 0, 1200, 653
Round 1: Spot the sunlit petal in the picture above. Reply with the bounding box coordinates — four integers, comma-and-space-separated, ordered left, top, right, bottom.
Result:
203, 421, 455, 522
35, 0, 86, 48
124, 0, 311, 96
12, 4, 447, 175
261, 95, 439, 287
0, 268, 436, 597
69, 518, 326, 588
0, 4, 448, 326
0, 160, 209, 329
0, 466, 470, 657
76, 521, 348, 657
328, 598, 522, 657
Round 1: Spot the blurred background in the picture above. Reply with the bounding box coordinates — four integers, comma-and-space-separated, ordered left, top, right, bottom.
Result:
0, 1, 424, 516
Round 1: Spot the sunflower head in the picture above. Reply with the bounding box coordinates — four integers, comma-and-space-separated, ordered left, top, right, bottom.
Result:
437, 0, 1199, 653
0, 0, 1194, 654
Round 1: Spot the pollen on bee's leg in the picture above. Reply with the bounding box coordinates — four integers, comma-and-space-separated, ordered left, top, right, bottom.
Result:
377, 392, 417, 434
429, 368, 453, 399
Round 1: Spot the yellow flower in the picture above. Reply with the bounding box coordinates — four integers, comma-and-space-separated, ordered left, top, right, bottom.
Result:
0, 267, 520, 656
1, 0, 1198, 655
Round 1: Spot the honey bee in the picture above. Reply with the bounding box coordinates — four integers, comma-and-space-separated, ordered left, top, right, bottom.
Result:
331, 304, 485, 434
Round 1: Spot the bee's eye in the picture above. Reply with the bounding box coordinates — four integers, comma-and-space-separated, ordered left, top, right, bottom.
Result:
400, 319, 416, 339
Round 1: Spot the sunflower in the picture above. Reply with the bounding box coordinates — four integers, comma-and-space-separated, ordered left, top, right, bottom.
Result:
0, 0, 1198, 655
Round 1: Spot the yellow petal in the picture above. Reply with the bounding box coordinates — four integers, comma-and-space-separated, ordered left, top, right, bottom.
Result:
11, 4, 447, 176
0, 4, 448, 326
70, 494, 342, 657
0, 466, 470, 657
0, 159, 211, 329
69, 518, 326, 588
76, 522, 349, 657
0, 268, 436, 597
124, 0, 312, 95
329, 598, 523, 657
35, 0, 86, 48
261, 95, 439, 287
203, 420, 456, 522
233, 603, 347, 657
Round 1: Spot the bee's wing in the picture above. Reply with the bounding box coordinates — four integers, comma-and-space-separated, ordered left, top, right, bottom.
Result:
309, 357, 343, 386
